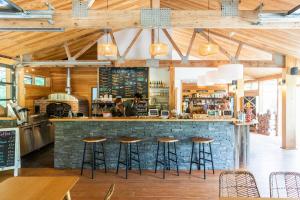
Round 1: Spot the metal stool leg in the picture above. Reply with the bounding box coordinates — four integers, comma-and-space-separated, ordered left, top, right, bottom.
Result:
125, 143, 128, 179
92, 143, 95, 179
198, 143, 201, 170
81, 142, 87, 176
116, 143, 122, 174
174, 142, 179, 176
136, 143, 142, 175
209, 143, 215, 174
155, 142, 160, 173
167, 143, 170, 170
189, 142, 194, 174
202, 143, 206, 179
163, 143, 166, 179
101, 142, 107, 173
129, 143, 132, 170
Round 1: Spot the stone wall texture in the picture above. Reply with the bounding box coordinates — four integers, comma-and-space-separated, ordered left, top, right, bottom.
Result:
54, 121, 235, 170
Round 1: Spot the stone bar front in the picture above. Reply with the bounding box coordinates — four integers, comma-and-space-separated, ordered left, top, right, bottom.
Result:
51, 118, 249, 170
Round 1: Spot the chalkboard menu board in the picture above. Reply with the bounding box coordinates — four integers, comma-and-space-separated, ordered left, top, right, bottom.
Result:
0, 131, 15, 168
98, 67, 148, 98
0, 128, 20, 176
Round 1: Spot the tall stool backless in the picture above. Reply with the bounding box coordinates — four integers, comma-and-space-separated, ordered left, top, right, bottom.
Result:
189, 137, 214, 179
155, 137, 180, 179
80, 136, 107, 179
116, 136, 142, 179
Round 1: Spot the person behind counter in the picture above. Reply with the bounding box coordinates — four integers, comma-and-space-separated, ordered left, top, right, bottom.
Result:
111, 97, 125, 117
124, 93, 143, 117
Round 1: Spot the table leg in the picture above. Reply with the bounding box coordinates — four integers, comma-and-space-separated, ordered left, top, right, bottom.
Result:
64, 191, 71, 200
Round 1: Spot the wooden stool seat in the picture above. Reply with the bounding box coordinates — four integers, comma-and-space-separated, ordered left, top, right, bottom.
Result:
192, 137, 214, 144
119, 136, 142, 143
158, 137, 179, 143
82, 136, 107, 143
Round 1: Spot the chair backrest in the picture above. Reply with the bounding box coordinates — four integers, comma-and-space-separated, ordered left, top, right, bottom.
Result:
219, 170, 260, 198
104, 184, 115, 200
270, 172, 300, 198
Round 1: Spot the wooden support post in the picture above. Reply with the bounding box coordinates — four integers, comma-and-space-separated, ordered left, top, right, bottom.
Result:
281, 56, 299, 149
186, 30, 197, 58
234, 79, 244, 118
169, 64, 175, 111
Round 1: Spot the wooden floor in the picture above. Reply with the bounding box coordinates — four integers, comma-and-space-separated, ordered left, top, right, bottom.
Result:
1, 134, 300, 200
1, 169, 220, 200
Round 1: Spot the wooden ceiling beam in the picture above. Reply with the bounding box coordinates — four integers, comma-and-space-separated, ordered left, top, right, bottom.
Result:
63, 43, 72, 60
73, 34, 102, 60
18, 59, 283, 68
235, 43, 243, 60
123, 29, 143, 58
186, 30, 197, 58
114, 60, 283, 68
1, 10, 300, 29
109, 32, 120, 57
199, 31, 232, 60
162, 29, 184, 59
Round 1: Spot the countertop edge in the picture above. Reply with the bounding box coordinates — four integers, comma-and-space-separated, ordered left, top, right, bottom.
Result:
49, 117, 237, 122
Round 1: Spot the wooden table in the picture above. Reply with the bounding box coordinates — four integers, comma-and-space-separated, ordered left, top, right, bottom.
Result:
0, 176, 79, 200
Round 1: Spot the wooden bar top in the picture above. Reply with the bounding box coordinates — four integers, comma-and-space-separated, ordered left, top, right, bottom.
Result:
49, 117, 237, 122
0, 117, 17, 121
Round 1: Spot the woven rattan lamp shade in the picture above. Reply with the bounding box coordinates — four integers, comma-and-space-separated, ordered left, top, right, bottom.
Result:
98, 43, 118, 57
149, 43, 168, 56
198, 43, 219, 56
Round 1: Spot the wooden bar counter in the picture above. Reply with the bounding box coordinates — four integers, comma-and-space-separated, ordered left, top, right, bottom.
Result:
50, 117, 250, 170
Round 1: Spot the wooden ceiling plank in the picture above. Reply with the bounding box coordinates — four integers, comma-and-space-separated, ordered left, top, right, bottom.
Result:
123, 29, 143, 58
162, 29, 184, 59
208, 30, 277, 55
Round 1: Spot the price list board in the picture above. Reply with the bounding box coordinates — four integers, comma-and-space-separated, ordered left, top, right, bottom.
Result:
98, 67, 148, 98
0, 128, 20, 176
0, 131, 15, 168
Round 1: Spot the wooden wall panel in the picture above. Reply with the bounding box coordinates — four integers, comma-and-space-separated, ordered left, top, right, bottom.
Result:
49, 67, 98, 115
24, 68, 52, 114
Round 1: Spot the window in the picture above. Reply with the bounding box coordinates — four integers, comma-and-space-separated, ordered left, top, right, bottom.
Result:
92, 87, 98, 101
34, 76, 45, 86
0, 66, 16, 107
24, 75, 33, 85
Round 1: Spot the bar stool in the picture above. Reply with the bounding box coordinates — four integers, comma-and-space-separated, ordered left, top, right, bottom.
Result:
189, 137, 214, 179
155, 137, 179, 179
116, 136, 142, 179
80, 136, 107, 179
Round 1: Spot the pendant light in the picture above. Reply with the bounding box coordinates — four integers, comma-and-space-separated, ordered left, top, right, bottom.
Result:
198, 0, 219, 56
98, 0, 118, 57
149, 28, 168, 56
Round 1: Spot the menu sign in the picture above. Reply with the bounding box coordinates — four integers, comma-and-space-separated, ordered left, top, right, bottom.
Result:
0, 128, 20, 176
98, 67, 148, 98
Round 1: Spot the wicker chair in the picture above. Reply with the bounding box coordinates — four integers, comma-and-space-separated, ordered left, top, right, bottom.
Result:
104, 184, 115, 200
219, 171, 260, 198
269, 172, 300, 198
